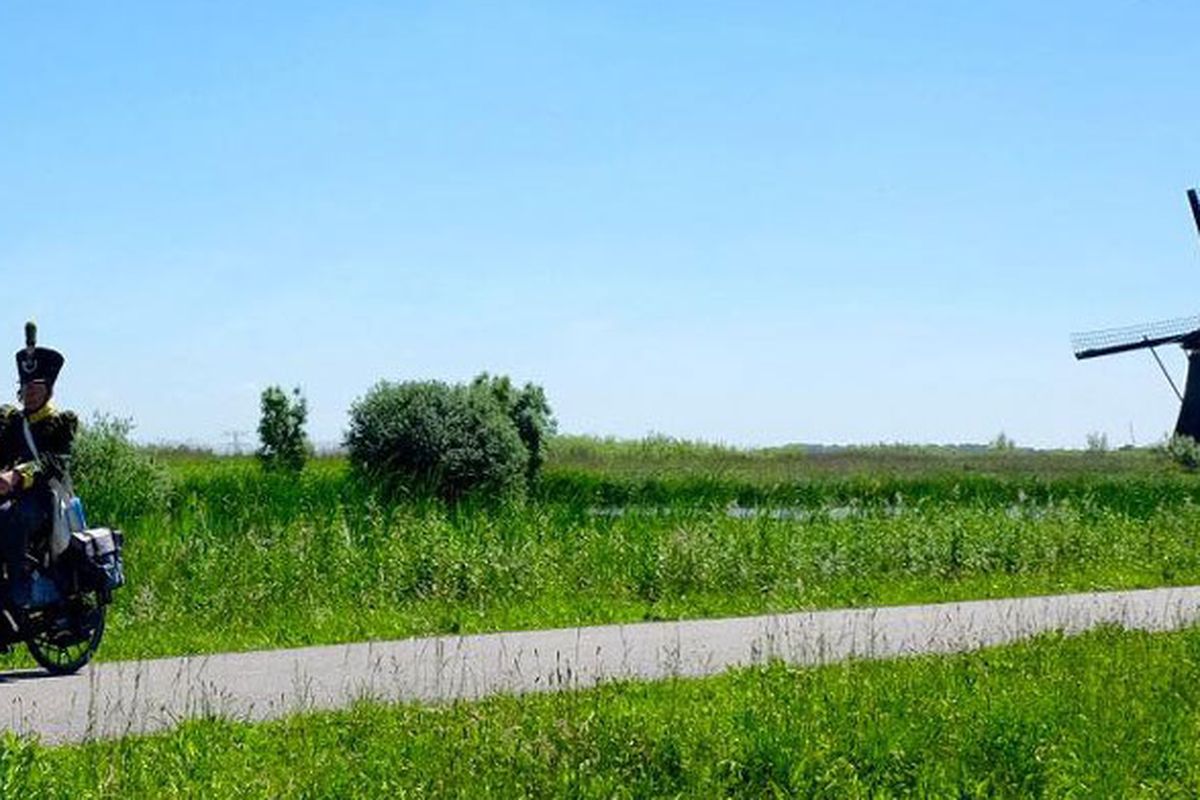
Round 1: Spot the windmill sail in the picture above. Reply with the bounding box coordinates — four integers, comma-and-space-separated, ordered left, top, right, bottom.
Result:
1071, 314, 1200, 360
1070, 188, 1200, 439
1189, 188, 1200, 239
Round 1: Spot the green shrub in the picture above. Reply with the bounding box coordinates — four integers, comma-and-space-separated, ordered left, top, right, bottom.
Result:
471, 373, 556, 484
72, 414, 172, 523
256, 385, 310, 473
345, 380, 527, 503
1162, 434, 1200, 470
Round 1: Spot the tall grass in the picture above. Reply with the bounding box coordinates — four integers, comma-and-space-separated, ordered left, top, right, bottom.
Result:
154, 447, 1200, 515
46, 444, 1200, 660
539, 467, 1200, 513
541, 436, 1200, 510
7, 625, 1200, 796
547, 434, 1170, 479
64, 455, 1200, 660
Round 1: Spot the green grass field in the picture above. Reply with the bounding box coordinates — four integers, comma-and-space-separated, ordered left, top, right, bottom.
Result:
545, 433, 1168, 479
40, 441, 1200, 661
0, 439, 1193, 796
542, 436, 1198, 507
7, 624, 1200, 797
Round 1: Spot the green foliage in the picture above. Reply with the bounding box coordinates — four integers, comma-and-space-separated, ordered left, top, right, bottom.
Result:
540, 443, 1200, 513
471, 372, 556, 484
14, 442, 1197, 793
11, 626, 1200, 796
1162, 434, 1200, 470
256, 386, 309, 473
26, 454, 1200, 664
989, 431, 1016, 451
6, 443, 1199, 665
547, 434, 1171, 487
71, 414, 172, 524
1086, 430, 1109, 453
345, 380, 527, 503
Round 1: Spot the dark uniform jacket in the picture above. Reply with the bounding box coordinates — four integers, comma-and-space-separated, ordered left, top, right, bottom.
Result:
0, 404, 77, 495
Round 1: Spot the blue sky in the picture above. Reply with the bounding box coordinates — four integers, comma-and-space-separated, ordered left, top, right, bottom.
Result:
2, 2, 1199, 448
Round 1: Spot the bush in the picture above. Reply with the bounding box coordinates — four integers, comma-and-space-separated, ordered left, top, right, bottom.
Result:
345, 380, 528, 503
257, 385, 310, 473
471, 373, 556, 484
1162, 434, 1200, 470
72, 414, 173, 523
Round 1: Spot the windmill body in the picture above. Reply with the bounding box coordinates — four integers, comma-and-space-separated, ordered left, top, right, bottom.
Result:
1071, 190, 1200, 440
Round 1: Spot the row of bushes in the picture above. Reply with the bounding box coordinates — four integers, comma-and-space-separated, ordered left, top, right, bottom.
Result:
73, 372, 558, 516
72, 378, 1200, 516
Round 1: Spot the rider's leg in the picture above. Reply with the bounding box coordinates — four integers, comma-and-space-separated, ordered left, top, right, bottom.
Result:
0, 497, 49, 609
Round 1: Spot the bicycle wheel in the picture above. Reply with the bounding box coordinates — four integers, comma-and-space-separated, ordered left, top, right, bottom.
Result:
26, 594, 106, 675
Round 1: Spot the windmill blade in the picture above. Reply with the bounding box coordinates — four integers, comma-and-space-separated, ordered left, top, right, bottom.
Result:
1071, 314, 1200, 359
1189, 188, 1200, 241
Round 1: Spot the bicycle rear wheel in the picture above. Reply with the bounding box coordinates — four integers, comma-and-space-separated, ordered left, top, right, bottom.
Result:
26, 593, 106, 675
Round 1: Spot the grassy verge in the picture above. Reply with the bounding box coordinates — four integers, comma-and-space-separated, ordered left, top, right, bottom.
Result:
5, 625, 1200, 797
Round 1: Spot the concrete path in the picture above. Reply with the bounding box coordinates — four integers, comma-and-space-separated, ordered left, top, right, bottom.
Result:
4, 585, 1200, 744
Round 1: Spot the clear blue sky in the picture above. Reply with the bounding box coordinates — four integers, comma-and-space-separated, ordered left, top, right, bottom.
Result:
3, 2, 1199, 449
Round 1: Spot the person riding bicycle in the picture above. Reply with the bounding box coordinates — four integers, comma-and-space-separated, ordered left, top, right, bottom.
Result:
0, 323, 77, 613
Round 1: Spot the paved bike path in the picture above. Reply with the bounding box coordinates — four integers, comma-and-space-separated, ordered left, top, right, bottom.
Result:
3, 585, 1200, 744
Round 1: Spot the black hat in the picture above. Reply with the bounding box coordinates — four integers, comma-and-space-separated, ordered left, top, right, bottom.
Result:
15, 322, 64, 387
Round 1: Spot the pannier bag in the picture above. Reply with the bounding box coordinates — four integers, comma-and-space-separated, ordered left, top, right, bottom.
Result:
68, 528, 125, 592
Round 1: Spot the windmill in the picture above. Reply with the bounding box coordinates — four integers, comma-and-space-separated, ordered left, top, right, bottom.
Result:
1071, 189, 1200, 438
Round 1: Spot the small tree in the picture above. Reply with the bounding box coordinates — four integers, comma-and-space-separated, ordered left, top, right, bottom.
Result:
1085, 431, 1109, 454
989, 431, 1016, 452
257, 385, 310, 473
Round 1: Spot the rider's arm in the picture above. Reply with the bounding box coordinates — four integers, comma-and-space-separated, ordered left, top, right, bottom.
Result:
0, 407, 21, 494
